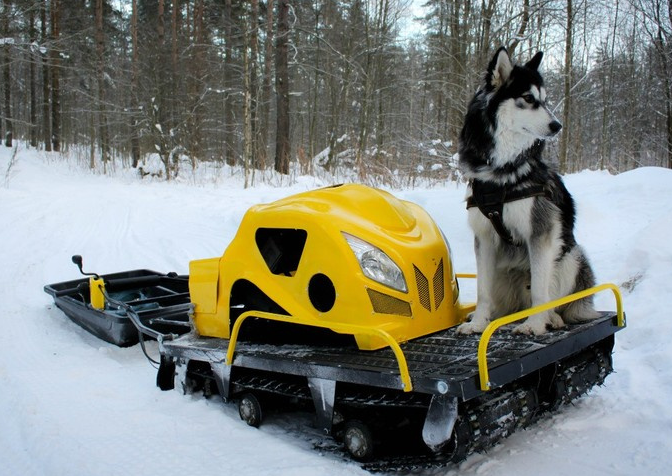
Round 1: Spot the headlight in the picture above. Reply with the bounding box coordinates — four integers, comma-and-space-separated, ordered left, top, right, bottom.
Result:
342, 232, 408, 293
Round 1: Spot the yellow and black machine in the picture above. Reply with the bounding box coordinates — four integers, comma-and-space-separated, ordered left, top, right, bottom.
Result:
46, 184, 625, 467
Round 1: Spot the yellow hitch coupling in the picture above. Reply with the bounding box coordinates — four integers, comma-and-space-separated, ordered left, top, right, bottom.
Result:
90, 277, 106, 310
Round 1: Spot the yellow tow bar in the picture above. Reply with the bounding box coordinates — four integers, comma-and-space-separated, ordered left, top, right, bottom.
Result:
477, 283, 625, 391
226, 310, 414, 392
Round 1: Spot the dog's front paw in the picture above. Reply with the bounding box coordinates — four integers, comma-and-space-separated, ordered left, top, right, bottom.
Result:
548, 311, 565, 329
456, 318, 489, 335
513, 315, 551, 335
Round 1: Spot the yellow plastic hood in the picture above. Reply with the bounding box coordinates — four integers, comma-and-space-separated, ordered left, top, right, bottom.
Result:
189, 184, 464, 350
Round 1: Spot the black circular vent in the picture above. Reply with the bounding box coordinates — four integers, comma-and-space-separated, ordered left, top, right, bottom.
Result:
308, 273, 336, 312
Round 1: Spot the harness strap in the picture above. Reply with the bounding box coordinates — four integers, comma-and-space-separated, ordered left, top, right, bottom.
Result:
466, 180, 550, 245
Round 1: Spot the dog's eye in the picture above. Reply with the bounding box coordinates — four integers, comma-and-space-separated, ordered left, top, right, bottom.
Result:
522, 94, 535, 104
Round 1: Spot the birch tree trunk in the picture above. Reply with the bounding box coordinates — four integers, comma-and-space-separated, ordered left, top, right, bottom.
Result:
130, 0, 140, 167
274, 0, 290, 175
2, 0, 13, 147
41, 0, 50, 151
50, 0, 61, 152
95, 0, 111, 168
558, 0, 573, 173
261, 0, 274, 166
243, 17, 252, 187
29, 5, 37, 147
223, 0, 235, 166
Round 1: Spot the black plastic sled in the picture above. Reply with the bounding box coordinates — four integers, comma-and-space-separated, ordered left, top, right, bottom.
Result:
44, 268, 191, 347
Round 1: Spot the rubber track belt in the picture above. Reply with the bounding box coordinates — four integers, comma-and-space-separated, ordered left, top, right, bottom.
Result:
466, 180, 550, 245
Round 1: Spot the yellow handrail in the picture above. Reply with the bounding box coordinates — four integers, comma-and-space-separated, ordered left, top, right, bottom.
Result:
477, 282, 625, 391
456, 273, 477, 279
226, 310, 414, 392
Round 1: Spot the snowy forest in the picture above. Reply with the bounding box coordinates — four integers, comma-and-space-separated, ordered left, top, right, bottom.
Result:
1, 0, 671, 183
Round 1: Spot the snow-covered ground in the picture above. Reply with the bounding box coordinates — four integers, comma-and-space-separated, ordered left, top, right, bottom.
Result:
1, 145, 671, 475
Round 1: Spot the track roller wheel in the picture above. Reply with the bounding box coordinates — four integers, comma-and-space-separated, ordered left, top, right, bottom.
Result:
238, 393, 262, 428
343, 420, 374, 461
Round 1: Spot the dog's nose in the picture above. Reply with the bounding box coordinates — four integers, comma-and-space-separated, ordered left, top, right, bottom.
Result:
549, 121, 562, 134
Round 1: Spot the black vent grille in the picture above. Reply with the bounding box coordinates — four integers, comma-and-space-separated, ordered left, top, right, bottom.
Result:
433, 259, 445, 310
366, 289, 412, 317
414, 265, 431, 311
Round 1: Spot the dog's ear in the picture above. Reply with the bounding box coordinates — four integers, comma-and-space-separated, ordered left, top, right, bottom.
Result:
487, 47, 513, 89
525, 51, 543, 71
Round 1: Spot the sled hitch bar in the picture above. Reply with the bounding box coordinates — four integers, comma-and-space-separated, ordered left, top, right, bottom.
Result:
477, 283, 625, 391
99, 286, 179, 342
95, 283, 180, 365
226, 310, 414, 392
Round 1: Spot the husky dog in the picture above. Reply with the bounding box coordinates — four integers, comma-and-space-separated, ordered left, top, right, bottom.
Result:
456, 47, 598, 336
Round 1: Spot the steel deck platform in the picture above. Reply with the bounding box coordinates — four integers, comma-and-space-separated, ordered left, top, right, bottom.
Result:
161, 311, 623, 401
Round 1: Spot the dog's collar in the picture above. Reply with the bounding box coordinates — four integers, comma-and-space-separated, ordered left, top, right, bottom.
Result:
466, 179, 550, 245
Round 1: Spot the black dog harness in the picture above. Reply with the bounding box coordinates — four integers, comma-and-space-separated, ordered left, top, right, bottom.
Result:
466, 179, 550, 245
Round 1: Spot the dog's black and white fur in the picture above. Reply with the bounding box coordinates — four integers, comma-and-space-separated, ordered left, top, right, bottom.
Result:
456, 47, 598, 335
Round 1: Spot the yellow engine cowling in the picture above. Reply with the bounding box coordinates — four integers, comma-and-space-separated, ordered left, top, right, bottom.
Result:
189, 184, 470, 350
